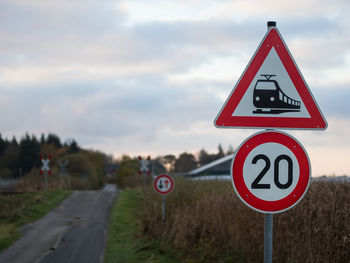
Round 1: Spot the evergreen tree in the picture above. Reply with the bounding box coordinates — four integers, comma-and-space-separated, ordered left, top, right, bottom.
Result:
11, 136, 18, 146
68, 139, 80, 153
47, 133, 62, 148
0, 143, 19, 177
198, 149, 211, 166
216, 144, 225, 159
40, 133, 46, 145
19, 133, 41, 174
0, 134, 6, 155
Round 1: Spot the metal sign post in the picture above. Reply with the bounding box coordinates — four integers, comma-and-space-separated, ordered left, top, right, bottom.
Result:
44, 171, 48, 191
153, 174, 174, 221
264, 214, 273, 263
58, 159, 70, 189
162, 195, 166, 221
138, 156, 151, 187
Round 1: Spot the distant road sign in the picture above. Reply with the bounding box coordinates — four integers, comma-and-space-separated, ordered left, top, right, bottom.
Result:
40, 155, 52, 175
214, 24, 327, 130
231, 130, 310, 213
154, 174, 174, 195
138, 156, 151, 175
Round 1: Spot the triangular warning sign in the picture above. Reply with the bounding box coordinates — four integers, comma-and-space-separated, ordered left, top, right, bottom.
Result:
214, 24, 327, 130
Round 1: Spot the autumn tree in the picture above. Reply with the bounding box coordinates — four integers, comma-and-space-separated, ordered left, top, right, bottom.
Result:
116, 155, 140, 188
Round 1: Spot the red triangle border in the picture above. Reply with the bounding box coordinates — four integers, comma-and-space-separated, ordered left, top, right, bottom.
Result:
214, 27, 327, 130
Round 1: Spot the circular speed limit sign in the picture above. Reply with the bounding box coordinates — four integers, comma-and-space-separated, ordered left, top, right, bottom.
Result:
154, 174, 174, 195
232, 130, 310, 213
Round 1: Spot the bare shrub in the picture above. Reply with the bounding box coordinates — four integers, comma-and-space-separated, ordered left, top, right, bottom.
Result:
115, 158, 142, 189
11, 152, 104, 192
122, 174, 146, 189
12, 169, 62, 192
65, 153, 99, 189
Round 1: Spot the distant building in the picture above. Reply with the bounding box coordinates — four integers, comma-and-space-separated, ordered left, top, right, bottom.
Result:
185, 154, 234, 180
105, 164, 118, 177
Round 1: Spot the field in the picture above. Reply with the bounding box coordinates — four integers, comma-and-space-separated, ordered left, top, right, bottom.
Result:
138, 178, 350, 263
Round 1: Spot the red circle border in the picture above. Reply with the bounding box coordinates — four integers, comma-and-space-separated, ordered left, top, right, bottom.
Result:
232, 131, 310, 213
154, 174, 174, 195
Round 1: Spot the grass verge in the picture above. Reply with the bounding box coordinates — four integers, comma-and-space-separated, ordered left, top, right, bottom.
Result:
0, 190, 72, 251
105, 190, 178, 263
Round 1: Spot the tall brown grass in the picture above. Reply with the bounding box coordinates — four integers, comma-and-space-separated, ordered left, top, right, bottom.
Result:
10, 168, 62, 192
139, 178, 350, 263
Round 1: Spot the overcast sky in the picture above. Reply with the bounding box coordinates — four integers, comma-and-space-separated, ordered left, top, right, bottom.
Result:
0, 0, 349, 176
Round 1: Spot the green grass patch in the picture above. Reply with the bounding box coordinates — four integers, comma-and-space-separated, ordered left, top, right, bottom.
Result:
0, 190, 72, 251
105, 190, 179, 263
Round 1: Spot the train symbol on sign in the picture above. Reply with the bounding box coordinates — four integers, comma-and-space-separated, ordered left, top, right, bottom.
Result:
253, 74, 301, 114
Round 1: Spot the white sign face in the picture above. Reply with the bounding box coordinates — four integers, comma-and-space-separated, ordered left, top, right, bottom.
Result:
242, 142, 299, 201
140, 159, 149, 172
41, 159, 50, 171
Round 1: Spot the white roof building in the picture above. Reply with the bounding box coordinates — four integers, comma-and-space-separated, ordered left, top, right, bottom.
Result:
186, 154, 234, 179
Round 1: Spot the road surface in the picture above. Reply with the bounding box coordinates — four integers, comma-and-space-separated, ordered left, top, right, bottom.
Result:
0, 184, 118, 263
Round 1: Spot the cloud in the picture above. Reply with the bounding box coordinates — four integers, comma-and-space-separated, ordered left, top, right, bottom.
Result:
0, 0, 349, 176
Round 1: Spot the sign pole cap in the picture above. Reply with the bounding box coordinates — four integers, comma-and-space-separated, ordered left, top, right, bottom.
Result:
267, 21, 276, 29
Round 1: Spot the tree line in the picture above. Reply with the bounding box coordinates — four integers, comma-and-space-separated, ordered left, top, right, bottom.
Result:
115, 143, 234, 174
0, 131, 234, 190
158, 144, 234, 173
113, 144, 234, 188
0, 132, 80, 178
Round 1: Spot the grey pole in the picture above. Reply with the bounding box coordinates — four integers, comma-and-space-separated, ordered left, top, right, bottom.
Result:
263, 24, 276, 263
58, 160, 63, 189
264, 214, 273, 263
143, 172, 147, 188
44, 171, 48, 191
58, 160, 70, 189
162, 195, 166, 221
59, 172, 64, 189
67, 172, 71, 188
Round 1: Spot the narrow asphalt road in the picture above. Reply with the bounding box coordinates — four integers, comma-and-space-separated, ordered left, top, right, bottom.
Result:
0, 184, 118, 263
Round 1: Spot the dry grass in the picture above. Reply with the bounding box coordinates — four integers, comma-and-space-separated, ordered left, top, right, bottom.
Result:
139, 178, 350, 263
10, 170, 63, 192
5, 166, 102, 192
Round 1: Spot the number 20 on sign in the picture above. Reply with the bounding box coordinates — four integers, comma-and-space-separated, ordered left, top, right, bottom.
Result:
231, 130, 311, 213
